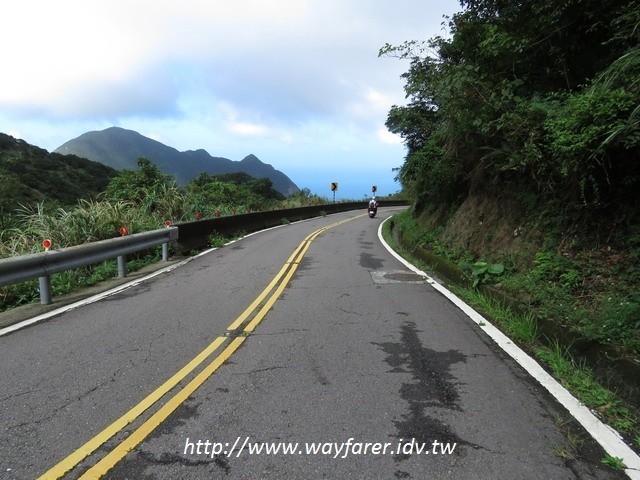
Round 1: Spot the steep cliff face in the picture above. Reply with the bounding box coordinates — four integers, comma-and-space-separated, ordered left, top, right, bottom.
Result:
437, 193, 536, 263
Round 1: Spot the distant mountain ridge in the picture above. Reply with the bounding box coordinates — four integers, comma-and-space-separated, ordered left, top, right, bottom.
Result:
54, 127, 300, 196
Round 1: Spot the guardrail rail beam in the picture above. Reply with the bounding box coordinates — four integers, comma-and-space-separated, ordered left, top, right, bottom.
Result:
0, 227, 178, 305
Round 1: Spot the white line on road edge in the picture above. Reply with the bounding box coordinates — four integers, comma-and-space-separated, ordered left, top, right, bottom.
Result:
0, 212, 345, 338
0, 256, 194, 338
0, 227, 293, 338
377, 215, 640, 480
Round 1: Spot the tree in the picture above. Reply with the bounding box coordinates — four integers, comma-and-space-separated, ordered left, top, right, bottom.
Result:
104, 158, 175, 203
381, 0, 640, 220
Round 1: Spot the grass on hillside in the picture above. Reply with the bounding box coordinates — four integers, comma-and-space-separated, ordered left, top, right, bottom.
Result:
389, 210, 640, 357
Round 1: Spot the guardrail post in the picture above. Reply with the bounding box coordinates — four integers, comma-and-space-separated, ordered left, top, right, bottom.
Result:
117, 255, 126, 278
39, 276, 52, 305
162, 242, 169, 261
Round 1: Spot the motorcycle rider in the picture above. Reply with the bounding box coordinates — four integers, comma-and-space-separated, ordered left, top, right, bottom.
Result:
368, 197, 378, 215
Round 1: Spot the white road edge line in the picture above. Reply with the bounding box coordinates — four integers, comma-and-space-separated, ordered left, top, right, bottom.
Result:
0, 212, 342, 337
377, 215, 640, 480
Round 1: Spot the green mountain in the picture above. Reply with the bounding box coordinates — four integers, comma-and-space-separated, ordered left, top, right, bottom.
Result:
54, 127, 300, 196
0, 133, 117, 216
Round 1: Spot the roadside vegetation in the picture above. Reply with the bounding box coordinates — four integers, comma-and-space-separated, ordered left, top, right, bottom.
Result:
380, 0, 639, 455
383, 212, 639, 444
389, 210, 640, 359
0, 132, 117, 229
0, 157, 328, 312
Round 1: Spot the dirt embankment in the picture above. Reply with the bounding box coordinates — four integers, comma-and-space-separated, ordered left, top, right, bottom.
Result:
406, 190, 640, 409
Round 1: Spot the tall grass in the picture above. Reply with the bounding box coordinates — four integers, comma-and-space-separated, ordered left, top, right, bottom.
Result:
457, 287, 539, 344
0, 199, 170, 311
0, 200, 161, 258
535, 341, 637, 434
0, 194, 334, 260
0, 193, 337, 311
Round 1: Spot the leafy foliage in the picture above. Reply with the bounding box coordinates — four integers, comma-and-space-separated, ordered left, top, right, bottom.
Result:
102, 159, 290, 220
0, 151, 327, 311
0, 133, 117, 216
471, 261, 504, 287
186, 171, 280, 212
382, 0, 640, 225
382, 0, 640, 362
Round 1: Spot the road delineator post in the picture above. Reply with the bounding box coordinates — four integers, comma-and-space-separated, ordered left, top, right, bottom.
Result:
163, 221, 172, 261
40, 239, 53, 304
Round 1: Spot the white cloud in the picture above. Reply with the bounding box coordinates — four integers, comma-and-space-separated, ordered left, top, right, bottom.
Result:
143, 132, 165, 143
280, 134, 294, 144
229, 122, 270, 137
366, 88, 396, 111
0, 0, 461, 197
377, 128, 403, 145
1, 2, 159, 109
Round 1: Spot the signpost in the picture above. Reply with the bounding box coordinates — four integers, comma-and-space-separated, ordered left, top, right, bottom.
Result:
331, 182, 338, 203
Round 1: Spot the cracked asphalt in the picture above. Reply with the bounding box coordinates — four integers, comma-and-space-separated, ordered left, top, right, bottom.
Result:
0, 208, 625, 479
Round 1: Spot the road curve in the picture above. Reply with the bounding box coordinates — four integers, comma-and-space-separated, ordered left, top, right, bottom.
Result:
0, 208, 624, 479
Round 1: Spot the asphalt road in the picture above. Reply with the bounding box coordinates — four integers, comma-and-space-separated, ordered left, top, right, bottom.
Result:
0, 208, 624, 479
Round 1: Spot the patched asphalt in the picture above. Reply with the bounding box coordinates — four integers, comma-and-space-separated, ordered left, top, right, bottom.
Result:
0, 209, 625, 479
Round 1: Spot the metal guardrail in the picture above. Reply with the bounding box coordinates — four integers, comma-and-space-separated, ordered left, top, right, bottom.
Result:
0, 227, 178, 305
0, 201, 408, 307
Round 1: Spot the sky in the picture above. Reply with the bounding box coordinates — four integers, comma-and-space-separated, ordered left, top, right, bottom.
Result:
1, 0, 461, 200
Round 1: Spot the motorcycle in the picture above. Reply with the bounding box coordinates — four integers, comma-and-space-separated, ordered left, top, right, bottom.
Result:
368, 202, 377, 218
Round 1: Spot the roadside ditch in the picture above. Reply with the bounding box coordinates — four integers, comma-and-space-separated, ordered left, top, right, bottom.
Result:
384, 215, 640, 455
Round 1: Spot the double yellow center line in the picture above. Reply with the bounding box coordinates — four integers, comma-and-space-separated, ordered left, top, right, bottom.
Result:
39, 214, 362, 479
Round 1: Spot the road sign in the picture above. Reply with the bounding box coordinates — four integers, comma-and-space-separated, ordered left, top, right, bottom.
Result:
119, 227, 128, 236
164, 220, 172, 227
372, 185, 377, 193
330, 182, 339, 203
42, 239, 52, 251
